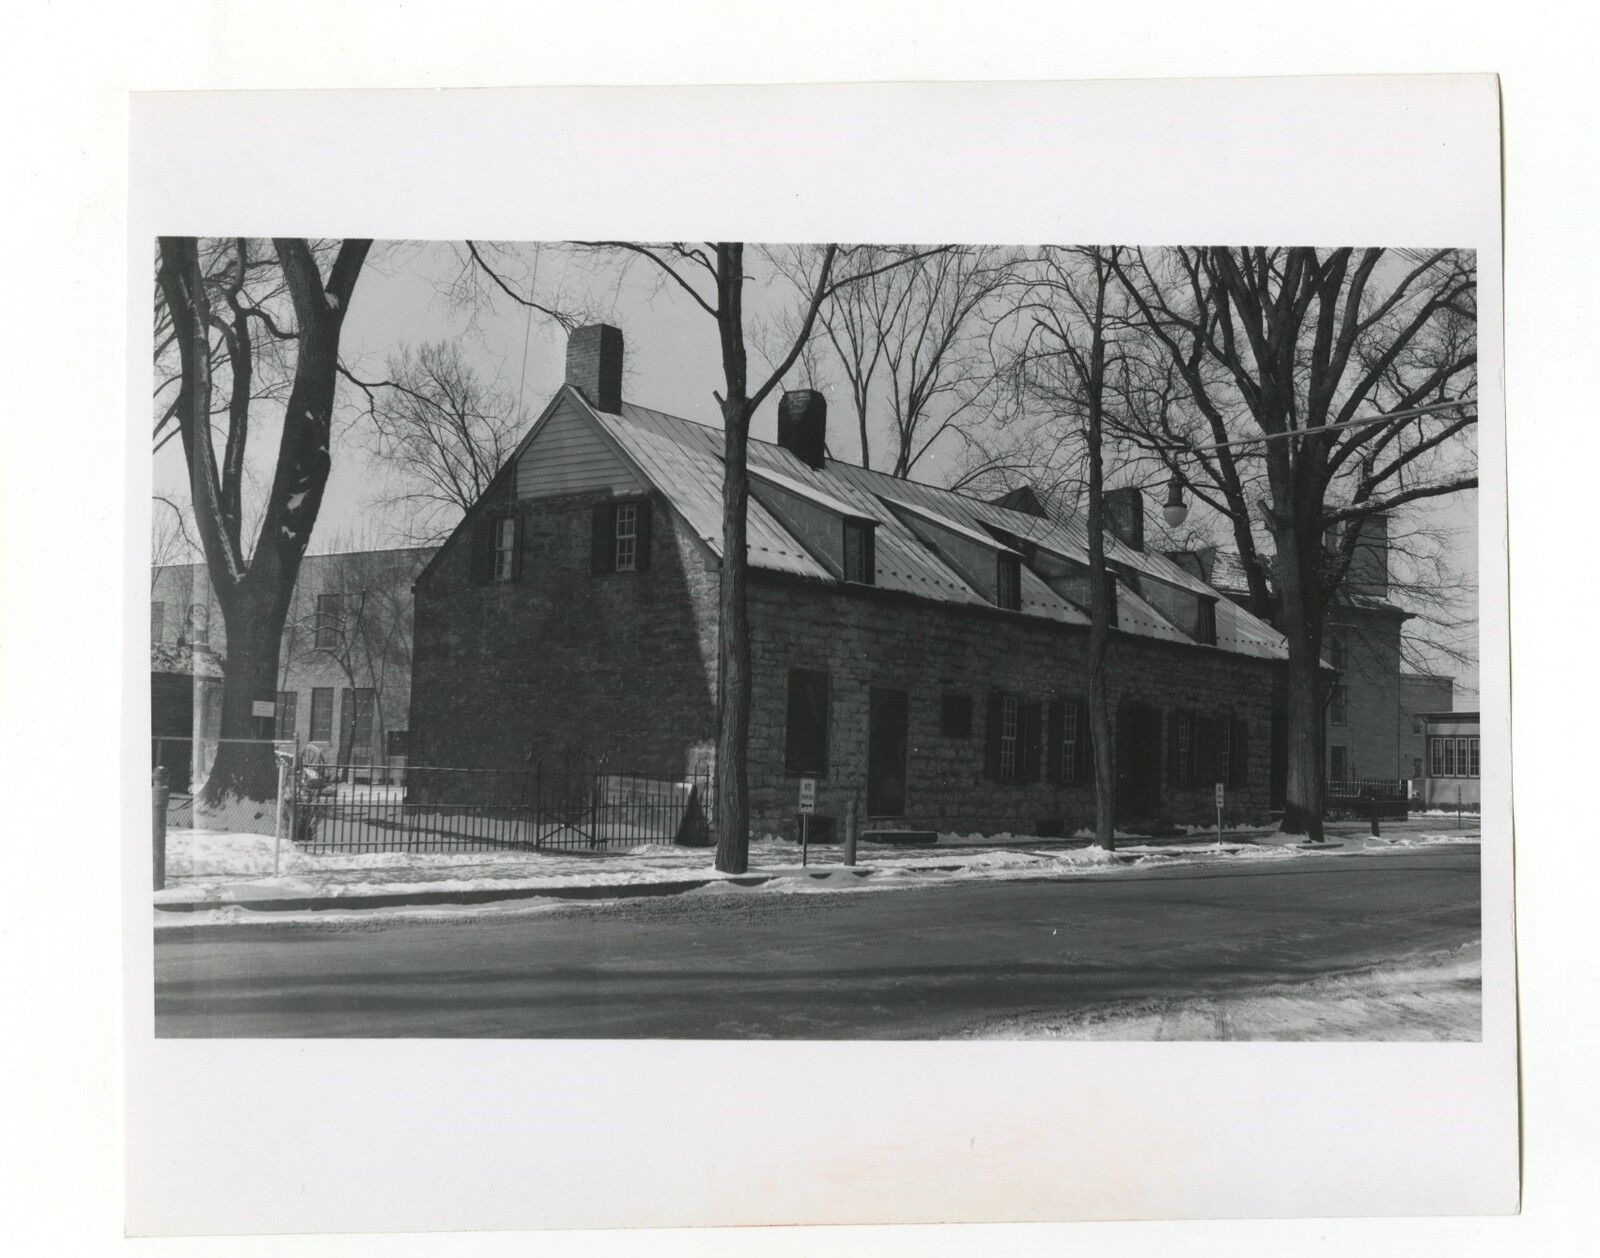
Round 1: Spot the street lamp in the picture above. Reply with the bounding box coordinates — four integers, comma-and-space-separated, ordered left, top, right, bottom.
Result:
1162, 473, 1189, 528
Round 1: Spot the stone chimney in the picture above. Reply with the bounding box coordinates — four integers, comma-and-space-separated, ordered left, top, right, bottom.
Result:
565, 324, 624, 414
1103, 486, 1145, 552
777, 389, 827, 469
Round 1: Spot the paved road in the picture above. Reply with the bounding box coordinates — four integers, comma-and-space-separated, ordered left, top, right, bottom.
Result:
153, 848, 1480, 1038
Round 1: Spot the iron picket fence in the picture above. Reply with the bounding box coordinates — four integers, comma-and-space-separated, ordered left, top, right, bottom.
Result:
1326, 777, 1409, 820
291, 759, 717, 855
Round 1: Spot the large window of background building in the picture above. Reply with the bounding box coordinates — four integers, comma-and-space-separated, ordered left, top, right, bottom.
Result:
315, 594, 343, 649
309, 687, 334, 744
1328, 628, 1348, 726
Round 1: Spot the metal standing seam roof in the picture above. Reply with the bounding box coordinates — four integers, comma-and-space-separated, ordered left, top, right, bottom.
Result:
581, 395, 1285, 658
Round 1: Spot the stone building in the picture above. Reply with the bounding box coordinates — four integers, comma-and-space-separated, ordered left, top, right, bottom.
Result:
408, 325, 1291, 839
151, 546, 435, 779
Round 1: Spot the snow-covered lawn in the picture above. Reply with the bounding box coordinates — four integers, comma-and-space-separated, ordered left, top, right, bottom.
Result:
960, 945, 1481, 1041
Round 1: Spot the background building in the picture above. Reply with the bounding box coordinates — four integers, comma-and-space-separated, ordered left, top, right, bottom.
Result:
151, 546, 436, 780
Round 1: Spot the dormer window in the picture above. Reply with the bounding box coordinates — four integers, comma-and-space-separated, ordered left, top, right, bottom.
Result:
996, 555, 1022, 610
843, 520, 875, 585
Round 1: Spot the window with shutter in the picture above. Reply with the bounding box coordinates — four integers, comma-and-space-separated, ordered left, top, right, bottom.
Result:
983, 692, 1004, 779
1229, 717, 1250, 788
843, 520, 875, 585
316, 594, 343, 648
996, 555, 1022, 610
784, 668, 830, 774
492, 515, 517, 581
1018, 701, 1043, 783
309, 687, 334, 743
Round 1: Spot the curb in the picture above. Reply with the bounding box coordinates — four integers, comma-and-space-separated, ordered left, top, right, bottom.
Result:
153, 866, 882, 915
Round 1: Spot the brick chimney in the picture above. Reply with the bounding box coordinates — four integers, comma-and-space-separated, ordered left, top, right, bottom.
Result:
1103, 486, 1145, 551
777, 389, 827, 469
565, 324, 624, 414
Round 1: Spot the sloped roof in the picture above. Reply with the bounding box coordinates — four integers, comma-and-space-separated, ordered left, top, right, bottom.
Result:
569, 390, 1285, 658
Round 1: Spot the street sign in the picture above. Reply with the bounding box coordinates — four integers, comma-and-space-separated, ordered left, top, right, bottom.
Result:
252, 700, 276, 719
798, 776, 817, 814
1214, 782, 1225, 809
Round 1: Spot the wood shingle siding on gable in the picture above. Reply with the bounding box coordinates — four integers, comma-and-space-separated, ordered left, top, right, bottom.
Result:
516, 397, 643, 501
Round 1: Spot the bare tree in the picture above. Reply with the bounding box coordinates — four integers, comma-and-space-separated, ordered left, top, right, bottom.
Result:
995, 246, 1141, 849
769, 245, 1012, 477
150, 495, 199, 589
340, 341, 530, 543
1109, 247, 1477, 839
155, 235, 372, 804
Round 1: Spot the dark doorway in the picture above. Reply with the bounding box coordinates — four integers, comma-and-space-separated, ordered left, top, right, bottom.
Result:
867, 687, 910, 817
1116, 700, 1163, 820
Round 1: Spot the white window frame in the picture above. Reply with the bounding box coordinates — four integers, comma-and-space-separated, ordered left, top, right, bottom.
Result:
998, 695, 1019, 781
1058, 701, 1079, 781
493, 515, 517, 582
613, 501, 639, 573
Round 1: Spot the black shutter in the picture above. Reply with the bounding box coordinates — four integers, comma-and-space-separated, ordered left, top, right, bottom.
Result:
510, 513, 524, 581
591, 503, 613, 574
339, 688, 354, 763
1073, 698, 1093, 786
1166, 710, 1183, 788
983, 692, 1003, 780
470, 515, 492, 583
1046, 698, 1065, 785
1231, 717, 1250, 788
1016, 702, 1041, 783
634, 497, 653, 571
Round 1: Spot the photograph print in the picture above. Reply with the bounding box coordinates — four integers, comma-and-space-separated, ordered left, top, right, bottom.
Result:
149, 239, 1481, 1040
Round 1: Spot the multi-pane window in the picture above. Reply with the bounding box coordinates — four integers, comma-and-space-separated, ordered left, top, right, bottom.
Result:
1217, 718, 1232, 784
1176, 713, 1192, 781
275, 691, 297, 740
843, 520, 875, 585
315, 594, 343, 649
1468, 737, 1480, 778
150, 601, 165, 643
309, 687, 334, 744
784, 668, 831, 774
493, 515, 517, 581
613, 502, 639, 572
996, 555, 1022, 611
592, 499, 651, 575
997, 694, 1020, 779
187, 603, 209, 646
1058, 700, 1080, 782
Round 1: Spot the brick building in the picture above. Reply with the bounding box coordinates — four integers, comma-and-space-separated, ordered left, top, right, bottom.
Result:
151, 546, 435, 779
408, 325, 1291, 839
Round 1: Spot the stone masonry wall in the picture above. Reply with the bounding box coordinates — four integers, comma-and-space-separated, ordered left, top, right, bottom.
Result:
744, 576, 1280, 840
409, 487, 720, 777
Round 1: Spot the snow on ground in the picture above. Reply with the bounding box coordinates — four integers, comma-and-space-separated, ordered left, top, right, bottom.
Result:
960, 944, 1482, 1041
155, 822, 1481, 925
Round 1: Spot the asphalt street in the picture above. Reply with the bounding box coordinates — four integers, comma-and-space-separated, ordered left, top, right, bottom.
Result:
153, 847, 1480, 1038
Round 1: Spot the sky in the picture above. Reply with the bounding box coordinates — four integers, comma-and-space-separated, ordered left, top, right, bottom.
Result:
152, 241, 1479, 697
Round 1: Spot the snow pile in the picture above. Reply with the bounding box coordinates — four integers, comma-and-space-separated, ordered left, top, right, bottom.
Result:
164, 830, 300, 878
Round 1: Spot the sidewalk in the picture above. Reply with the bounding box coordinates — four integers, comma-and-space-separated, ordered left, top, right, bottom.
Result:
153, 817, 1481, 926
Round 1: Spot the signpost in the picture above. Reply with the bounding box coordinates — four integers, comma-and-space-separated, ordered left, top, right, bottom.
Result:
1214, 782, 1224, 846
799, 776, 817, 867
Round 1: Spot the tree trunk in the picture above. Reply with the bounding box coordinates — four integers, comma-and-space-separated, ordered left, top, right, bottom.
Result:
1083, 263, 1116, 849
1272, 516, 1327, 842
713, 244, 753, 875
201, 582, 290, 805
713, 401, 752, 874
